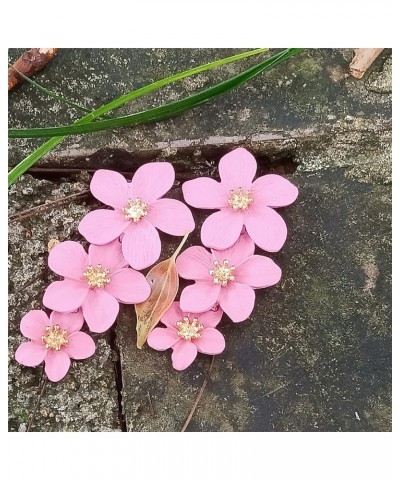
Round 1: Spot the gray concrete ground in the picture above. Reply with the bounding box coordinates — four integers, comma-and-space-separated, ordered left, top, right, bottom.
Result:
8, 48, 391, 431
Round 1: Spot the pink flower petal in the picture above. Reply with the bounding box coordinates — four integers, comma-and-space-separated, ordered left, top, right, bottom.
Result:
65, 332, 96, 360
182, 177, 227, 209
218, 282, 255, 322
48, 241, 88, 280
251, 174, 298, 207
88, 239, 128, 272
15, 341, 47, 367
160, 302, 183, 328
235, 255, 282, 288
44, 350, 71, 382
122, 220, 161, 270
90, 169, 130, 209
196, 307, 224, 328
106, 268, 151, 303
218, 147, 257, 190
211, 231, 255, 267
78, 209, 130, 245
193, 328, 225, 354
130, 162, 175, 204
20, 310, 50, 341
43, 280, 89, 312
147, 327, 180, 350
176, 246, 213, 281
171, 340, 198, 370
50, 310, 84, 334
201, 209, 244, 250
146, 198, 195, 235
81, 289, 119, 333
180, 281, 220, 313
244, 205, 287, 252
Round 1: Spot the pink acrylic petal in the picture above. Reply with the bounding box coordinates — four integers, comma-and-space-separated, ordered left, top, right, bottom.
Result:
193, 328, 225, 355
88, 239, 128, 272
20, 310, 50, 341
78, 209, 130, 245
218, 282, 255, 323
160, 302, 183, 328
182, 177, 226, 209
65, 332, 96, 360
235, 255, 282, 289
212, 231, 255, 267
50, 310, 84, 334
147, 327, 180, 351
122, 220, 161, 270
48, 241, 88, 280
90, 169, 130, 209
81, 289, 119, 333
244, 205, 288, 252
130, 162, 175, 204
43, 280, 88, 312
176, 246, 213, 281
180, 281, 221, 313
171, 340, 198, 370
201, 209, 244, 250
146, 198, 195, 235
196, 307, 224, 328
218, 147, 257, 190
15, 341, 47, 367
106, 268, 150, 303
45, 350, 71, 382
251, 174, 298, 207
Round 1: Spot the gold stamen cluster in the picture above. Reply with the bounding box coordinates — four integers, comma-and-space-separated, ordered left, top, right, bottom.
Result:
83, 264, 111, 288
41, 325, 69, 351
123, 197, 148, 222
227, 187, 254, 211
209, 259, 235, 287
176, 316, 204, 340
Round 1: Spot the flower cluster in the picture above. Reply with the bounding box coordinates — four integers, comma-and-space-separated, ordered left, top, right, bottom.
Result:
15, 148, 297, 379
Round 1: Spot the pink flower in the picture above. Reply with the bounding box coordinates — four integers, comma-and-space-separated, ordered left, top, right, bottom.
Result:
43, 239, 151, 333
147, 302, 225, 370
78, 164, 195, 270
182, 147, 298, 251
176, 233, 281, 322
15, 310, 95, 382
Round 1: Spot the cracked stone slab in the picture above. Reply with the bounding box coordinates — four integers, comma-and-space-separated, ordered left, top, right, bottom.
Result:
116, 169, 391, 432
8, 175, 121, 432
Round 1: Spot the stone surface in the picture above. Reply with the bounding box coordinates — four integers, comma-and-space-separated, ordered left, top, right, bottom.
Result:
117, 170, 391, 432
8, 175, 121, 432
8, 48, 392, 432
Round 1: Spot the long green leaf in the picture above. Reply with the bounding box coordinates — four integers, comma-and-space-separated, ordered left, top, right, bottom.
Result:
8, 48, 268, 186
9, 64, 92, 114
9, 48, 302, 139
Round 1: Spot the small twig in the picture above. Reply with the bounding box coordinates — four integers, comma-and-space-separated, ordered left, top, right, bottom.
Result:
349, 48, 384, 79
27, 368, 47, 432
8, 48, 59, 91
146, 392, 156, 417
9, 190, 90, 223
181, 356, 215, 432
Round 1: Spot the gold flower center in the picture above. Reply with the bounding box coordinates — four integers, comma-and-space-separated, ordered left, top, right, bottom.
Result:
83, 264, 111, 288
227, 187, 254, 211
41, 325, 69, 351
123, 197, 148, 222
176, 316, 204, 340
209, 259, 235, 287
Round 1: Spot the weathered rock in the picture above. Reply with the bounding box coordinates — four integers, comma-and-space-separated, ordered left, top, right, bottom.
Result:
117, 170, 391, 431
8, 175, 121, 432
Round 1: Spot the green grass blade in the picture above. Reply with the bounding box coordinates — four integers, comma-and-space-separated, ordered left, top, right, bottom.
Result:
8, 48, 269, 186
8, 64, 92, 114
9, 48, 302, 139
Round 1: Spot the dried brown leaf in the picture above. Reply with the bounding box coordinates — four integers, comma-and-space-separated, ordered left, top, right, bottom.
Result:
135, 232, 189, 349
